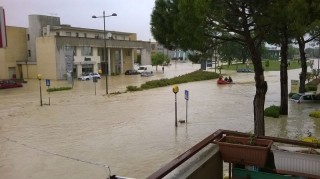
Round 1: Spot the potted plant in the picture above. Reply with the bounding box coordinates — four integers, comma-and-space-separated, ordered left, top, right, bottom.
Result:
216, 135, 273, 168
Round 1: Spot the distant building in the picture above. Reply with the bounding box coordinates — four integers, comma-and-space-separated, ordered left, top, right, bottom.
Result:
150, 42, 189, 61
0, 13, 151, 80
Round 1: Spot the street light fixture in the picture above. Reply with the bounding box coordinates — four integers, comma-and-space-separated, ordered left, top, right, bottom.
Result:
37, 74, 43, 106
92, 11, 117, 95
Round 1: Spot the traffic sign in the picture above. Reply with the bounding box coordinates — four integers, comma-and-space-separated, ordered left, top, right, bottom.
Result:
45, 79, 50, 87
185, 90, 189, 100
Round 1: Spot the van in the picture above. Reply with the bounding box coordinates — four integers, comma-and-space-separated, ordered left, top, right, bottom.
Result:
137, 65, 153, 74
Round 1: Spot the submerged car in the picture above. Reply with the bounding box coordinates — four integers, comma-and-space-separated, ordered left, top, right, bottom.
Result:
0, 80, 23, 89
125, 70, 139, 75
78, 72, 101, 81
290, 91, 320, 103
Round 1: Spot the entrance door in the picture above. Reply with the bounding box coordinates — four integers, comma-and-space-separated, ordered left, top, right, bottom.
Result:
81, 64, 93, 75
8, 67, 16, 79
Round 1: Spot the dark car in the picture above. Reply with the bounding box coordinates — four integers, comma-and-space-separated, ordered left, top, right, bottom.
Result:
125, 70, 139, 75
0, 80, 23, 89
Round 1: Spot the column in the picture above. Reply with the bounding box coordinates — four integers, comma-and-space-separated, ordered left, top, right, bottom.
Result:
120, 49, 124, 73
132, 48, 135, 69
108, 48, 111, 76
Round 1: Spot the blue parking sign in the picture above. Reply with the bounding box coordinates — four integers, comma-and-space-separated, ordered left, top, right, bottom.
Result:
45, 79, 50, 87
185, 90, 189, 100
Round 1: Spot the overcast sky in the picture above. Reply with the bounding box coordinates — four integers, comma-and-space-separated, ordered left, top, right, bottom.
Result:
1, 0, 156, 41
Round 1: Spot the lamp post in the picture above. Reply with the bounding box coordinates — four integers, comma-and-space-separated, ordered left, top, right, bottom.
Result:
37, 74, 43, 106
92, 11, 117, 95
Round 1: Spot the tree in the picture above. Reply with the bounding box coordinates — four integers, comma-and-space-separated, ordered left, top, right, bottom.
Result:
151, 53, 169, 71
152, 0, 272, 135
217, 41, 250, 65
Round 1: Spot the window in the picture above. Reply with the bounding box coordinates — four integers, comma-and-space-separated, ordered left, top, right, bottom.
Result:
76, 33, 79, 37
81, 46, 92, 56
84, 33, 87, 38
56, 32, 60, 36
28, 50, 31, 57
66, 32, 71, 36
27, 34, 30, 40
95, 34, 99, 39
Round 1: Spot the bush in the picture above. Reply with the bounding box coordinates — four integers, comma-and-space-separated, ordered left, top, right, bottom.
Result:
309, 110, 320, 118
264, 105, 280, 118
47, 86, 72, 92
126, 85, 141, 91
126, 70, 219, 92
265, 60, 270, 68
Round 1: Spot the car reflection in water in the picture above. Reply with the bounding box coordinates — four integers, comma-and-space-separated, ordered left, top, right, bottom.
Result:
140, 71, 153, 77
0, 79, 23, 89
290, 91, 320, 103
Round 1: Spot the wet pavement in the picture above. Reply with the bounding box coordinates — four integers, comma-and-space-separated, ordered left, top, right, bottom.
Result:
0, 61, 319, 179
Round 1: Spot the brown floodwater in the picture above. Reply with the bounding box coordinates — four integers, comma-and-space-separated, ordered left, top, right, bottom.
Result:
0, 61, 319, 179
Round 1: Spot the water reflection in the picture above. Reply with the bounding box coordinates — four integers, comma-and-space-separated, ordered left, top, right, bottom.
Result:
0, 62, 319, 178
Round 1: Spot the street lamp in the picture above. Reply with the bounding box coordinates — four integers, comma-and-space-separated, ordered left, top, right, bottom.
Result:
92, 11, 117, 95
37, 74, 43, 106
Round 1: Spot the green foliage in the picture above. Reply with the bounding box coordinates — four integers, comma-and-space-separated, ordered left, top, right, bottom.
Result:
309, 111, 320, 118
152, 53, 169, 68
265, 60, 270, 68
126, 70, 219, 92
222, 60, 301, 71
47, 86, 72, 92
126, 85, 141, 91
264, 105, 280, 118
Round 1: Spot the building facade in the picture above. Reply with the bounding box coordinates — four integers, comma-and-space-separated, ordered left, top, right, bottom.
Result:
0, 14, 151, 80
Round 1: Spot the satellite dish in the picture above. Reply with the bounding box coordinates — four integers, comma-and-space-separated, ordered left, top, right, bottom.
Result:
107, 32, 112, 39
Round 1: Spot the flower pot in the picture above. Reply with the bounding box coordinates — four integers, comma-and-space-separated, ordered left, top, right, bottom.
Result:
272, 149, 320, 178
217, 136, 273, 168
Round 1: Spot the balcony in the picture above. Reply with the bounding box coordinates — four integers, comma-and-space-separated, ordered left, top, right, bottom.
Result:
147, 129, 320, 179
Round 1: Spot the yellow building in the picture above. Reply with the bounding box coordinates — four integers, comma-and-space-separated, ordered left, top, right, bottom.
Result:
0, 14, 151, 80
0, 26, 33, 79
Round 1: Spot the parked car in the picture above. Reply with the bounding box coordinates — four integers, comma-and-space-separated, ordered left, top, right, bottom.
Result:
137, 65, 153, 74
141, 71, 154, 77
78, 72, 101, 81
125, 69, 139, 75
0, 80, 23, 89
290, 91, 320, 103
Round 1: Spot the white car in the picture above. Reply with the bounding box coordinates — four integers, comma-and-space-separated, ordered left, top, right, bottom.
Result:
290, 91, 320, 103
78, 72, 101, 81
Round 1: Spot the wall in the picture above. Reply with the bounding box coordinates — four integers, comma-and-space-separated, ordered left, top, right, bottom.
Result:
0, 26, 27, 79
164, 144, 223, 179
122, 48, 133, 71
28, 15, 60, 62
36, 36, 57, 80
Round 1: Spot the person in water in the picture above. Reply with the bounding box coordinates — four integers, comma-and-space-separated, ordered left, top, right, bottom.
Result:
224, 77, 228, 81
228, 76, 233, 83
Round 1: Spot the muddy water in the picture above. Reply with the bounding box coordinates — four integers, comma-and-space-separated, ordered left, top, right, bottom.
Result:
0, 62, 319, 179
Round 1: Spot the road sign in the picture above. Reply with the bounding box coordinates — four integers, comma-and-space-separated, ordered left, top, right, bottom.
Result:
45, 79, 50, 87
185, 90, 189, 100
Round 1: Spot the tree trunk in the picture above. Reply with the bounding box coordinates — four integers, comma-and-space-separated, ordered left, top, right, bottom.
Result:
298, 37, 307, 93
279, 26, 288, 115
247, 39, 267, 136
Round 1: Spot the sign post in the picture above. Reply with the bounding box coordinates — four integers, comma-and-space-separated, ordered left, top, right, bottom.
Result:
185, 90, 189, 123
172, 86, 179, 127
93, 77, 98, 96
45, 79, 51, 105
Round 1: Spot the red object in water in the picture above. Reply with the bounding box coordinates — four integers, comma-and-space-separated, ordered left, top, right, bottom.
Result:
0, 80, 23, 89
217, 80, 230, 85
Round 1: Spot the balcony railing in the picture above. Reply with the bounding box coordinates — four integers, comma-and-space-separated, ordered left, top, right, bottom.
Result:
147, 129, 320, 179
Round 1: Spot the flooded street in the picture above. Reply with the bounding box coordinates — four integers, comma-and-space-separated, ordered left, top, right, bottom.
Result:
0, 62, 319, 179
